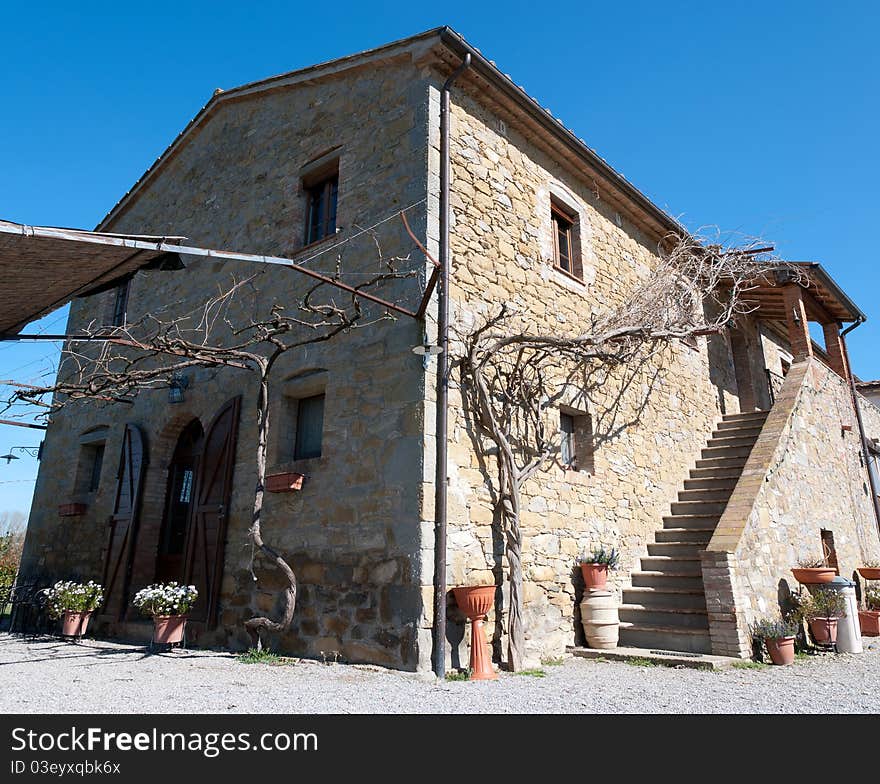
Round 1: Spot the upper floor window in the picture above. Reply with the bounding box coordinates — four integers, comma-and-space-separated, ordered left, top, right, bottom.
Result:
304, 173, 338, 246
559, 409, 595, 473
76, 427, 108, 494
550, 200, 582, 279
110, 280, 130, 327
294, 393, 325, 460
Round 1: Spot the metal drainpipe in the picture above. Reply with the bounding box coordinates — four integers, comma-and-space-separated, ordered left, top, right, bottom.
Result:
839, 318, 880, 534
432, 53, 471, 679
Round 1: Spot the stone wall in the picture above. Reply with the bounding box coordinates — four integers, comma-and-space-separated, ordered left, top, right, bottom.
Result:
421, 83, 738, 668
704, 358, 880, 656
20, 53, 436, 670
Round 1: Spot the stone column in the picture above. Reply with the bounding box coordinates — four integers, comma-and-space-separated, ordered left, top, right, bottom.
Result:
821, 321, 849, 379
781, 285, 813, 360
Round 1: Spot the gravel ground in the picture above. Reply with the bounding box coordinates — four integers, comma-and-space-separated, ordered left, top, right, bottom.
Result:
1, 633, 878, 714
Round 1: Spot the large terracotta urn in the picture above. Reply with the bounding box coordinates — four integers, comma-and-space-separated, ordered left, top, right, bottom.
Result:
453, 586, 497, 681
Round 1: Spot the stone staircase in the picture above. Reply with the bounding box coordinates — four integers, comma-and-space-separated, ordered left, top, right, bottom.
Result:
617, 410, 768, 654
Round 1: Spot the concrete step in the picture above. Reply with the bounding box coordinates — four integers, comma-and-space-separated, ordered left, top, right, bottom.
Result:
662, 514, 721, 530
716, 417, 766, 431
676, 488, 733, 503
618, 605, 709, 630
706, 434, 760, 449
648, 541, 706, 558
711, 423, 764, 438
631, 571, 704, 591
618, 623, 713, 655
694, 456, 748, 471
701, 444, 754, 460
622, 587, 707, 611
683, 477, 739, 491
670, 500, 728, 517
655, 527, 714, 544
639, 556, 702, 575
721, 411, 769, 423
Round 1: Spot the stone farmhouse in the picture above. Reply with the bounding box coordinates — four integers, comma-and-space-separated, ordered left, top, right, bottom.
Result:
19, 27, 880, 671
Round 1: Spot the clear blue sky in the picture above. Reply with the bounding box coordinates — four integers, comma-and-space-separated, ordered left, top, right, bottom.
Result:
1, 1, 877, 516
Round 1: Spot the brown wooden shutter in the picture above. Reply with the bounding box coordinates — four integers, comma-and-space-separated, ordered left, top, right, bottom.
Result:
101, 424, 147, 620
184, 396, 241, 628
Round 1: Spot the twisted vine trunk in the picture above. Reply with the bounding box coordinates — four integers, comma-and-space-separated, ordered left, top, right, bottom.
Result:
498, 452, 525, 671
244, 359, 298, 649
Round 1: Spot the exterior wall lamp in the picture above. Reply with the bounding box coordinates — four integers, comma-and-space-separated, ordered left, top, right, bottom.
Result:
168, 374, 190, 404
1, 444, 42, 464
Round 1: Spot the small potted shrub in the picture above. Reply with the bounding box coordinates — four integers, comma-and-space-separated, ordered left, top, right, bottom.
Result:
577, 546, 620, 590
791, 556, 836, 585
857, 561, 880, 581
859, 586, 880, 637
132, 582, 198, 645
801, 588, 846, 645
43, 580, 104, 638
750, 616, 800, 665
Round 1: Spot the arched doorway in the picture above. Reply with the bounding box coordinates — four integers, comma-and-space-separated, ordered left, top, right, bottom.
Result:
155, 419, 204, 583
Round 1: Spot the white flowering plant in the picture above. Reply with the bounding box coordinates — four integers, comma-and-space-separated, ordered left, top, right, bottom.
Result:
43, 581, 104, 618
132, 582, 198, 617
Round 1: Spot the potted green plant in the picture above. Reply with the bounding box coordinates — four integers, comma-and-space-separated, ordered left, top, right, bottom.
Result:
43, 580, 104, 638
800, 588, 846, 644
749, 616, 799, 665
857, 561, 880, 581
577, 546, 620, 590
132, 582, 198, 645
791, 556, 836, 585
859, 585, 880, 637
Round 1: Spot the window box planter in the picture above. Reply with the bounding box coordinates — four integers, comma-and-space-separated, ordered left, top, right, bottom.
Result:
265, 472, 305, 493
58, 503, 87, 517
791, 567, 836, 584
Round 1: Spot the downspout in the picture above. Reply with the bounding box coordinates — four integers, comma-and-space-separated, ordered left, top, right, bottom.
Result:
839, 318, 880, 535
432, 53, 471, 679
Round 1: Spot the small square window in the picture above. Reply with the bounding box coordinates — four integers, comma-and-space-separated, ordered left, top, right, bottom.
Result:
294, 394, 325, 460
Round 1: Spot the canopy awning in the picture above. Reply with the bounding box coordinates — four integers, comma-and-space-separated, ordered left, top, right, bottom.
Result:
0, 219, 186, 335
743, 261, 865, 324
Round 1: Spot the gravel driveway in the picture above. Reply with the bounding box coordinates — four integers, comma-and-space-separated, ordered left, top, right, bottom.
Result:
1, 633, 877, 714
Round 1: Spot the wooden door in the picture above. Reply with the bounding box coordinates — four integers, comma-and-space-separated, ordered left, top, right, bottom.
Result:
101, 424, 147, 620
183, 396, 241, 628
155, 420, 203, 583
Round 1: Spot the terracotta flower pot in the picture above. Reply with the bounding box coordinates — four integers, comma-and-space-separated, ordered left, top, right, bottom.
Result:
764, 636, 796, 665
791, 568, 836, 585
153, 615, 188, 645
808, 617, 838, 644
857, 568, 880, 581
60, 610, 92, 637
858, 610, 880, 637
452, 586, 497, 681
580, 563, 609, 590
